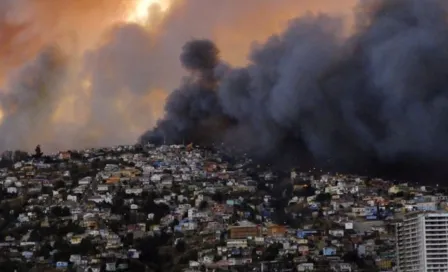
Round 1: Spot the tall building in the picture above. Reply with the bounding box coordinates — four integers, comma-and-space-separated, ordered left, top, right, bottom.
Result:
396, 211, 448, 272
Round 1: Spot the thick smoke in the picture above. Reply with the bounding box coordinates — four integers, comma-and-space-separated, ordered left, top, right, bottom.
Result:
0, 0, 145, 150
142, 0, 448, 181
143, 40, 229, 145
0, 47, 67, 149
1, 0, 348, 152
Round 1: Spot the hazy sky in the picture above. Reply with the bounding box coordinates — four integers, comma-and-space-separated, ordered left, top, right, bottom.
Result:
0, 0, 356, 152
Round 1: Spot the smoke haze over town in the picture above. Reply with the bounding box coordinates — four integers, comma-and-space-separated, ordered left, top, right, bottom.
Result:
2, 0, 448, 182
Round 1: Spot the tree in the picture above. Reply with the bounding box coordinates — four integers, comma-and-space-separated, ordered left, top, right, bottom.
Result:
90, 159, 102, 170
175, 239, 186, 253
54, 180, 66, 190
1, 201, 13, 221
211, 191, 225, 203
35, 145, 43, 159
141, 199, 170, 223
11, 150, 29, 162
123, 232, 134, 247
198, 200, 208, 210
394, 191, 404, 198
178, 250, 198, 265
50, 206, 71, 217
41, 186, 53, 196
293, 184, 316, 197
52, 238, 71, 262
0, 158, 13, 169
128, 260, 147, 272
262, 243, 281, 261
76, 237, 97, 255
32, 206, 43, 217
68, 150, 83, 161
136, 233, 171, 266
343, 251, 360, 263
36, 242, 52, 259
315, 193, 332, 203
170, 218, 180, 229
109, 220, 122, 233
111, 194, 125, 215
29, 229, 42, 242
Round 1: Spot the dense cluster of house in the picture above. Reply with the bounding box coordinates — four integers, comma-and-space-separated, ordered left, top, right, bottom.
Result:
0, 144, 446, 271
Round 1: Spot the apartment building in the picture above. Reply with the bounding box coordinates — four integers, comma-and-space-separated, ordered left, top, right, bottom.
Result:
229, 221, 261, 239
396, 211, 448, 272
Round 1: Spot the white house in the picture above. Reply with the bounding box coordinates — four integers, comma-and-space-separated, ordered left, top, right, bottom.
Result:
78, 177, 92, 185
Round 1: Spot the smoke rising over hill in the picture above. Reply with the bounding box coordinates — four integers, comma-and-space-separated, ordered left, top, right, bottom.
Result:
1, 0, 446, 181
0, 0, 352, 152
141, 0, 448, 181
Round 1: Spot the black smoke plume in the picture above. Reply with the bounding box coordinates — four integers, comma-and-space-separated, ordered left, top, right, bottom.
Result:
141, 40, 231, 145
141, 0, 448, 182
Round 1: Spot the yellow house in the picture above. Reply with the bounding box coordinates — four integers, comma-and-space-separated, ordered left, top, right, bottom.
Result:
22, 166, 34, 172
40, 218, 50, 228
70, 236, 83, 245
106, 176, 120, 184
388, 185, 401, 195
83, 219, 98, 230
120, 168, 141, 177
376, 259, 392, 269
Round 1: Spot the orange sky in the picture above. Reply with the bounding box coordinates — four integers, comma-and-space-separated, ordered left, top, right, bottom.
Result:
0, 0, 357, 152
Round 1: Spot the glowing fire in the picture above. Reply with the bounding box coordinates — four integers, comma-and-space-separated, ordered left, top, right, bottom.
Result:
126, 0, 171, 25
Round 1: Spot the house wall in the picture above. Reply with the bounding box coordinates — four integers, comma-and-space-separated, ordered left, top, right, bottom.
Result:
267, 225, 287, 237
229, 226, 260, 239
